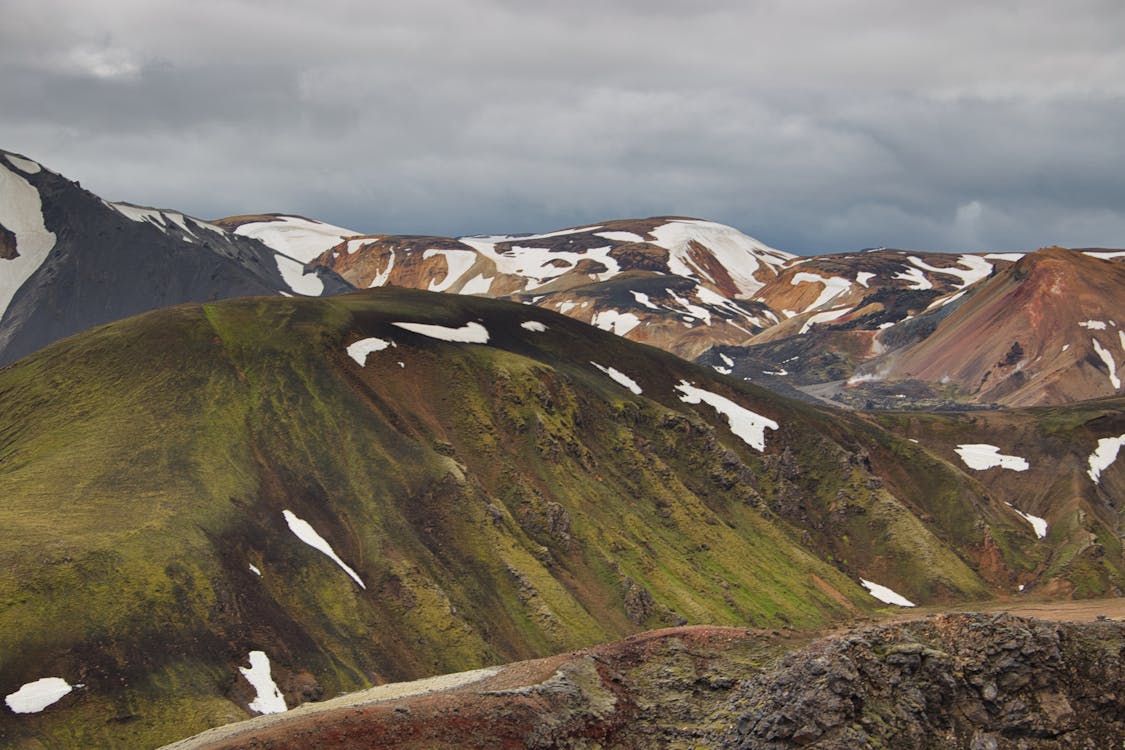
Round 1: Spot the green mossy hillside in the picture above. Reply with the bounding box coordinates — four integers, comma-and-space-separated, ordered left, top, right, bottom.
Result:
0, 289, 1056, 748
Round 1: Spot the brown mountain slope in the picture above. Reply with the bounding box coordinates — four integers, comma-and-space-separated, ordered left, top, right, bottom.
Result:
874, 247, 1125, 406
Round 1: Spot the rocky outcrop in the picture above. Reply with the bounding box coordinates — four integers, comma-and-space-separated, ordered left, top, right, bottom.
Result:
720, 613, 1124, 749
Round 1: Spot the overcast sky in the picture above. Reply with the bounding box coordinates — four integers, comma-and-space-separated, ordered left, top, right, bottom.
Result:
3, 1, 1124, 253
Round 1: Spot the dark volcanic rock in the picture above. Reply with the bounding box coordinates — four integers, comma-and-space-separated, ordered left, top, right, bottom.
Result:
718, 613, 1125, 749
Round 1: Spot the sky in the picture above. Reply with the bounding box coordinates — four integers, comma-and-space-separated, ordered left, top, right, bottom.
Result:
2, 0, 1124, 254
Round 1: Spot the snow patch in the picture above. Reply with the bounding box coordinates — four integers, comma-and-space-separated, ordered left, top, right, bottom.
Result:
0, 163, 57, 320
424, 249, 478, 293
648, 219, 791, 296
282, 510, 365, 588
366, 245, 396, 288
347, 337, 393, 366
5, 154, 42, 174
235, 216, 358, 263
1082, 250, 1125, 260
275, 255, 325, 296
860, 579, 915, 607
249, 564, 262, 577
631, 290, 660, 310
239, 651, 287, 715
1091, 338, 1121, 389
954, 444, 1030, 472
595, 230, 644, 243
1079, 320, 1107, 330
907, 255, 992, 289
893, 265, 933, 291
719, 353, 734, 368
798, 307, 849, 335
1087, 434, 1125, 484
392, 321, 490, 343
591, 362, 642, 395
855, 271, 876, 288
459, 273, 493, 295
1005, 503, 1048, 539
521, 320, 547, 332
591, 309, 641, 336
667, 288, 712, 325
5, 678, 74, 714
984, 252, 1025, 262
674, 381, 778, 451
790, 272, 851, 311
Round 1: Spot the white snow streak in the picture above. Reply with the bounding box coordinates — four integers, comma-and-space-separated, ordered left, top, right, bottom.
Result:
798, 307, 849, 335
392, 321, 490, 343
674, 381, 778, 451
249, 564, 262, 577
282, 510, 365, 588
893, 265, 933, 290
955, 444, 1030, 472
1083, 250, 1125, 260
860, 579, 915, 607
907, 255, 992, 289
591, 362, 642, 395
5, 678, 74, 713
347, 337, 393, 366
984, 252, 1026, 262
1079, 320, 1107, 330
239, 651, 287, 715
855, 271, 876, 288
631, 290, 661, 310
1087, 435, 1125, 484
0, 164, 57, 320
521, 321, 547, 332
1091, 338, 1121, 389
790, 272, 851, 311
1005, 503, 1048, 539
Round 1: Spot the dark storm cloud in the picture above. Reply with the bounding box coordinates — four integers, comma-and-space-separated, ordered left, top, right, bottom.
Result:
2, 0, 1123, 252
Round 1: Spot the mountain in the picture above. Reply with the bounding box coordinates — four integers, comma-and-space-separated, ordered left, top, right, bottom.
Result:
0, 150, 353, 366
703, 246, 1125, 408
227, 213, 1125, 407
869, 247, 1125, 406
5, 287, 1119, 747
215, 214, 792, 359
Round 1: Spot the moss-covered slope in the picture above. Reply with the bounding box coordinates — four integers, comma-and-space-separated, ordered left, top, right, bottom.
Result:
0, 288, 1056, 748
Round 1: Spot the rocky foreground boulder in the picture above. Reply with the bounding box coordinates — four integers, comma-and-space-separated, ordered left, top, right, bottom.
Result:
165, 611, 1123, 749
719, 613, 1124, 749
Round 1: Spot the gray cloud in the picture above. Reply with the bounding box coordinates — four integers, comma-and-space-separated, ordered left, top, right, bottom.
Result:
2, 0, 1123, 253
